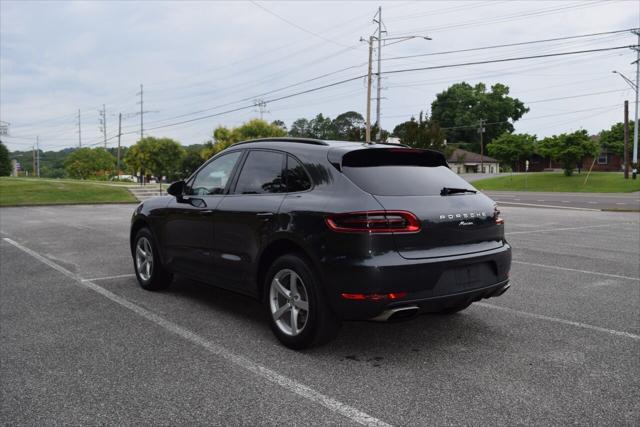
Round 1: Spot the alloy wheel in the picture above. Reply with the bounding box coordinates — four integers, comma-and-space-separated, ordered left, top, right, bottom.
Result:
269, 268, 309, 336
135, 236, 154, 281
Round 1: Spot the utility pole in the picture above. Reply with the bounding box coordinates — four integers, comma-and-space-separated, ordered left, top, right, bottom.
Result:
99, 104, 107, 148
77, 109, 82, 147
36, 136, 40, 177
32, 143, 35, 177
374, 6, 384, 142
632, 29, 639, 179
365, 36, 374, 143
361, 9, 429, 143
478, 119, 485, 173
117, 113, 122, 177
624, 100, 630, 179
137, 84, 144, 141
253, 99, 269, 120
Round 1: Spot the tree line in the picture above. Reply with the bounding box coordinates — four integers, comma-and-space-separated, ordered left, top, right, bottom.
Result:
3, 81, 632, 179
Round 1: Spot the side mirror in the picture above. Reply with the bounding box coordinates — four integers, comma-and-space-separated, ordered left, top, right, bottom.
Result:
167, 180, 186, 200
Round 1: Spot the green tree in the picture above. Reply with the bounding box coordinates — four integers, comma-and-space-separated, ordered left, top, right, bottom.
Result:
0, 141, 11, 176
64, 147, 115, 179
536, 130, 599, 176
180, 144, 205, 178
598, 121, 634, 156
487, 132, 536, 172
289, 118, 312, 137
431, 82, 528, 150
271, 120, 287, 133
201, 119, 287, 159
332, 111, 365, 141
124, 137, 185, 180
309, 113, 336, 139
392, 112, 446, 151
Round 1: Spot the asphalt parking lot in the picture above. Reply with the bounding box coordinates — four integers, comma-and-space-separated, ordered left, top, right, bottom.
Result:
1, 204, 638, 425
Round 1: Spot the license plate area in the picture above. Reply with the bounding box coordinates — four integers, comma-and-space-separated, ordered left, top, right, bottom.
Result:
433, 262, 497, 296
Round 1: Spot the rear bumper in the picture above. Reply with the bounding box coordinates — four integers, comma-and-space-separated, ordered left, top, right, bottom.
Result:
321, 243, 511, 320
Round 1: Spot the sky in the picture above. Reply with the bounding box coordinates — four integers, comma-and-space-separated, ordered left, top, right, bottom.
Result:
1, 0, 638, 152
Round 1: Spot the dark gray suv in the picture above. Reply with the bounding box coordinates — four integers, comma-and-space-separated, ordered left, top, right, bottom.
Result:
130, 138, 511, 349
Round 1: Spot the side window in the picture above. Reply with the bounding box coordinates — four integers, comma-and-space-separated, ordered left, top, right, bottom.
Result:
187, 151, 241, 195
285, 155, 312, 192
234, 150, 285, 194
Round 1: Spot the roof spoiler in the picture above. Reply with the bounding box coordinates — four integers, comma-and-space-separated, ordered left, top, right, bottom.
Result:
328, 147, 448, 171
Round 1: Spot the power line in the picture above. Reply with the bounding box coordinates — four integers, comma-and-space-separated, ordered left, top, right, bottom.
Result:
383, 28, 637, 62
250, 1, 354, 49
381, 45, 637, 76
104, 44, 637, 138
392, 0, 608, 36
137, 60, 367, 129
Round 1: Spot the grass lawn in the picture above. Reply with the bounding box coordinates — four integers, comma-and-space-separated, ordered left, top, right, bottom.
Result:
0, 177, 138, 206
473, 172, 640, 193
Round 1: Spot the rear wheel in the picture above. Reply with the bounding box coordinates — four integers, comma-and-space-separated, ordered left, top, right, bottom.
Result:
265, 254, 340, 349
133, 228, 172, 291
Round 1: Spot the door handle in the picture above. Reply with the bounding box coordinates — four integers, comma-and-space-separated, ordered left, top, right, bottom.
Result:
201, 209, 214, 214
257, 212, 274, 218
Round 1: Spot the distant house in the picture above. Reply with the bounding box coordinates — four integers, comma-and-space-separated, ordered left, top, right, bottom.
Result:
516, 134, 625, 173
518, 153, 623, 173
447, 148, 500, 174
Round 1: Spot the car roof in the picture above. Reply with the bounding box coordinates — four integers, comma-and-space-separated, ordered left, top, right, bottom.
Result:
231, 137, 408, 150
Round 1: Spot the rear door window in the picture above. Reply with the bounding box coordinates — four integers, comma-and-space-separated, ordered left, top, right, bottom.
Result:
284, 155, 312, 192
233, 150, 285, 194
341, 148, 475, 196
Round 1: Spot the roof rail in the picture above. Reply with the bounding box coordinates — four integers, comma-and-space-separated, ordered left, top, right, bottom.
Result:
232, 137, 329, 147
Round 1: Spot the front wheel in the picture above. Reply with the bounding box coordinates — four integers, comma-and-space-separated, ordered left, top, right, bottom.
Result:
265, 254, 340, 350
133, 228, 172, 291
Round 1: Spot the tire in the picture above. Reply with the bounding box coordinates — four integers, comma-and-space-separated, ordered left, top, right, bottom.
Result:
264, 254, 340, 350
438, 302, 472, 315
133, 227, 173, 291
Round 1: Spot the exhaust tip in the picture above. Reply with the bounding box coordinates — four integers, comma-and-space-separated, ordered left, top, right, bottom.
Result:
492, 283, 511, 297
371, 305, 419, 322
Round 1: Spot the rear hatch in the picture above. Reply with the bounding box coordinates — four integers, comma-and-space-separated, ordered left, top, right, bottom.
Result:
339, 147, 504, 259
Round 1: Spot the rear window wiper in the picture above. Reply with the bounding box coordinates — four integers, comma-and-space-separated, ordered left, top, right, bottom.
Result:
441, 187, 477, 196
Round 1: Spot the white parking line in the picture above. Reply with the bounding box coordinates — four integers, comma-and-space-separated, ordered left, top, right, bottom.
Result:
512, 260, 640, 282
2, 237, 391, 427
476, 302, 640, 341
85, 273, 136, 281
495, 201, 599, 211
507, 223, 634, 235
616, 203, 627, 205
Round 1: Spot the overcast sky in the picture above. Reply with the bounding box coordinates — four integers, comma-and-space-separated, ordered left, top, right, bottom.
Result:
1, 0, 638, 152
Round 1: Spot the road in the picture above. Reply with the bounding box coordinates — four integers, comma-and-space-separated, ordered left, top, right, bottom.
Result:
483, 190, 640, 211
1, 204, 639, 425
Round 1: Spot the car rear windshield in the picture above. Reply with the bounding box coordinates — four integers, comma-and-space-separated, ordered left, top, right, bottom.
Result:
341, 148, 476, 196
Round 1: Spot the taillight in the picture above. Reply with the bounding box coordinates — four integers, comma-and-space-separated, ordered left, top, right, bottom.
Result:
494, 206, 504, 225
325, 211, 420, 233
341, 292, 407, 300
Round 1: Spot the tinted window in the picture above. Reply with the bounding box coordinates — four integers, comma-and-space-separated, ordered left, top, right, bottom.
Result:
234, 150, 285, 194
188, 151, 241, 195
341, 149, 474, 196
285, 155, 311, 192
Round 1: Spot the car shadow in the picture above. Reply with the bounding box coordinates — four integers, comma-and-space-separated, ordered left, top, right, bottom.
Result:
158, 274, 496, 359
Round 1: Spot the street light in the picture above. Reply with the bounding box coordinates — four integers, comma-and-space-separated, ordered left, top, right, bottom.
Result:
612, 70, 637, 91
